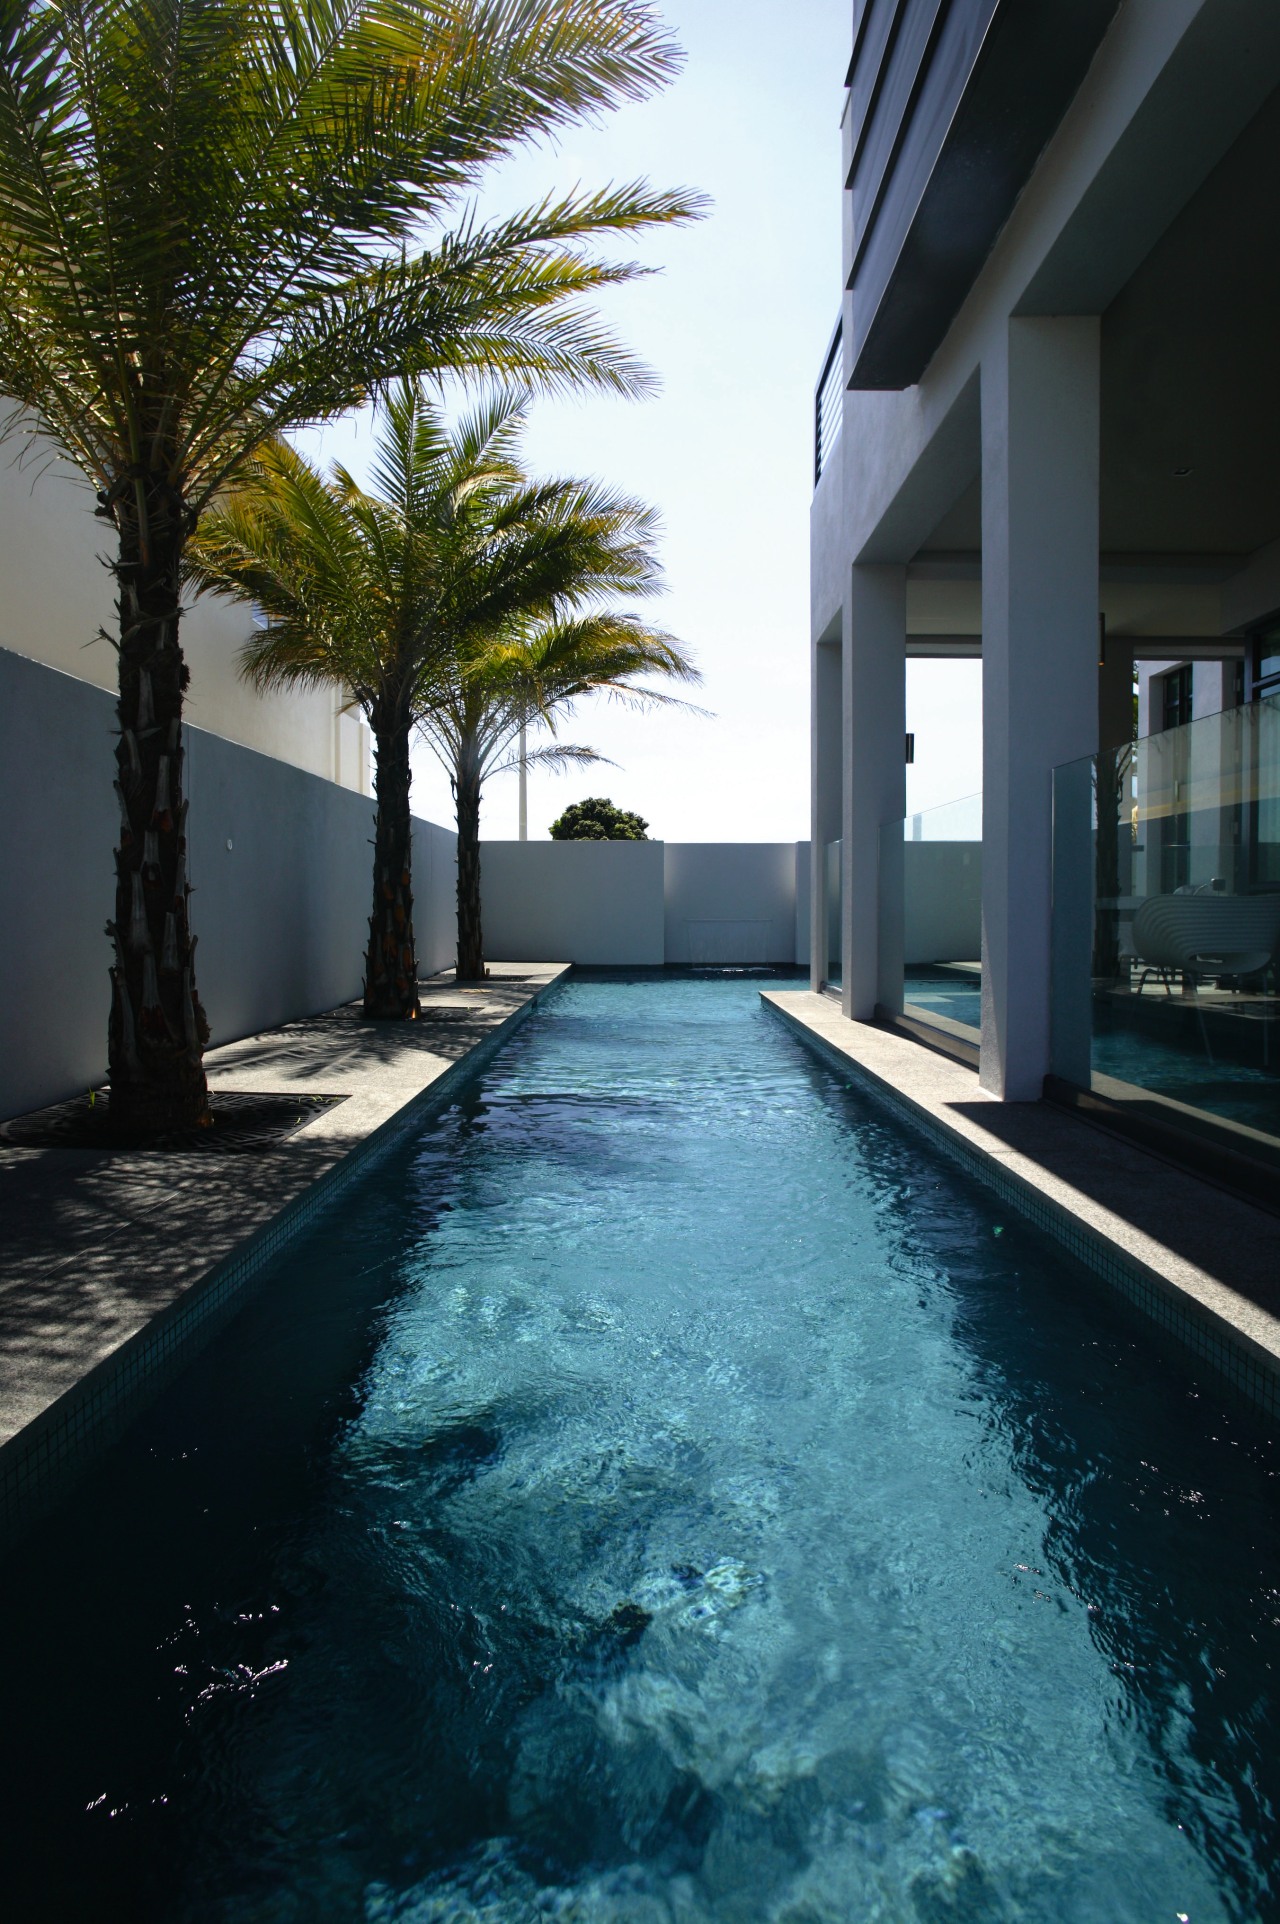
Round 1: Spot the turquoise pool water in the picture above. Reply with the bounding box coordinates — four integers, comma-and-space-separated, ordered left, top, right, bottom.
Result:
1091, 1018, 1280, 1138
903, 970, 981, 1032
900, 973, 1280, 1145
3, 975, 1279, 1921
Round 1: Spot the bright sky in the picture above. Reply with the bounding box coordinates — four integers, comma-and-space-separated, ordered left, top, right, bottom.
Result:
302, 0, 983, 842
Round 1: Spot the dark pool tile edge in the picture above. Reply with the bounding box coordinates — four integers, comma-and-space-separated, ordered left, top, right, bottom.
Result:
762, 992, 1280, 1434
0, 972, 569, 1550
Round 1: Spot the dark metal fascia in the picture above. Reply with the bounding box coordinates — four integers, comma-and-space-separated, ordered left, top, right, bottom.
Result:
847, 0, 956, 270
846, 0, 914, 188
848, 0, 1123, 391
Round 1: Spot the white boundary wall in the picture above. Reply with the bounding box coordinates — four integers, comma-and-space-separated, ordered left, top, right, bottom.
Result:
480, 841, 666, 966
481, 841, 811, 969
664, 843, 801, 966
0, 646, 817, 1115
0, 646, 455, 1118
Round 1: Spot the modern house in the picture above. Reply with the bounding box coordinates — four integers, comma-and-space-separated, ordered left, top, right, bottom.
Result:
811, 0, 1280, 1196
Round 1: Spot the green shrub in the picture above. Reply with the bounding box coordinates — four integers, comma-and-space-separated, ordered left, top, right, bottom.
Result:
549, 797, 650, 841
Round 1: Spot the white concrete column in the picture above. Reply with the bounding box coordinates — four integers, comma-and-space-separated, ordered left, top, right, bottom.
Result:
810, 633, 842, 990
980, 316, 1100, 1098
842, 563, 906, 1020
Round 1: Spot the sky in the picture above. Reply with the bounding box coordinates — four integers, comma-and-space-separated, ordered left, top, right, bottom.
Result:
301, 0, 983, 842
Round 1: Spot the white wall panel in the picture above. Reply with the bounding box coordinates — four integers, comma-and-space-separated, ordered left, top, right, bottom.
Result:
414, 817, 461, 977
480, 841, 664, 966
664, 844, 799, 966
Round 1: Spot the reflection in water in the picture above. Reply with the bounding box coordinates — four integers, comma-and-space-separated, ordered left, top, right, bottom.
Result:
903, 967, 981, 1032
1, 975, 1277, 1922
1055, 693, 1280, 1161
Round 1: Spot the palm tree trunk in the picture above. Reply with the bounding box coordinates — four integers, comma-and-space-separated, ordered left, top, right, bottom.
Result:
364, 709, 420, 1019
455, 754, 485, 981
107, 479, 211, 1134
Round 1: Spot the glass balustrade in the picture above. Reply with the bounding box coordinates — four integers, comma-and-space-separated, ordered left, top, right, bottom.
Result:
824, 839, 843, 993
883, 794, 983, 1042
1050, 694, 1280, 1180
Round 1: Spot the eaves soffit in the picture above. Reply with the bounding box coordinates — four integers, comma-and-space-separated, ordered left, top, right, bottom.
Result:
845, 0, 1123, 393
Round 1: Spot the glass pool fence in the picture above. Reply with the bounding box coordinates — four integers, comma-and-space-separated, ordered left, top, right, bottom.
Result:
881, 794, 983, 1039
824, 838, 842, 994
1050, 692, 1280, 1178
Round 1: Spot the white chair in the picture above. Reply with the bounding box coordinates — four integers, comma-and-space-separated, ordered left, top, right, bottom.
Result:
1131, 893, 1280, 993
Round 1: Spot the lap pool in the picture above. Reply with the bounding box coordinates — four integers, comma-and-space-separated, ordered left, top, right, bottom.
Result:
3, 974, 1279, 1921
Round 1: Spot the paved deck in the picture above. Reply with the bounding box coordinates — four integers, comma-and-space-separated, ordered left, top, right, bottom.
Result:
0, 964, 566, 1540
764, 990, 1280, 1426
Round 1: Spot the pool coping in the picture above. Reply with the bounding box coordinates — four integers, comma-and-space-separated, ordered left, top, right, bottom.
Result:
762, 990, 1280, 1429
0, 964, 569, 1547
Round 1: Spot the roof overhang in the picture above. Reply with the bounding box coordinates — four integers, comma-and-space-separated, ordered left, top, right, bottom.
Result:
847, 0, 1123, 391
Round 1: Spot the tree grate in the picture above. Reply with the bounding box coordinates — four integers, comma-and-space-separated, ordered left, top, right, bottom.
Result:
0, 1090, 346, 1155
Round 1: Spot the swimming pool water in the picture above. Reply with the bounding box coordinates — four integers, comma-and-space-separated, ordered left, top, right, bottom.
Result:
902, 971, 981, 1032
3, 975, 1279, 1922
1091, 1019, 1280, 1137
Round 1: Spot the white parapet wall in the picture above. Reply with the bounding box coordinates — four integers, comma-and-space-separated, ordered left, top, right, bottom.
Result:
664, 843, 802, 966
903, 842, 982, 965
479, 840, 666, 966
480, 840, 811, 969
0, 645, 456, 1119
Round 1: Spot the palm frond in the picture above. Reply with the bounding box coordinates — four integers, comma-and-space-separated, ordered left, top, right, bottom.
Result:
188, 390, 697, 797
486, 739, 607, 778
0, 0, 701, 507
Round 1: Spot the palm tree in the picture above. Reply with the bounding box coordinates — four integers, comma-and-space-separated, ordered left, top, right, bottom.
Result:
0, 0, 696, 1129
188, 382, 697, 994
427, 603, 696, 979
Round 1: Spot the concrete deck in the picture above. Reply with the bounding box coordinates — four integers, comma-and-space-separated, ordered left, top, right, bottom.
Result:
764, 990, 1280, 1426
0, 963, 567, 1541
